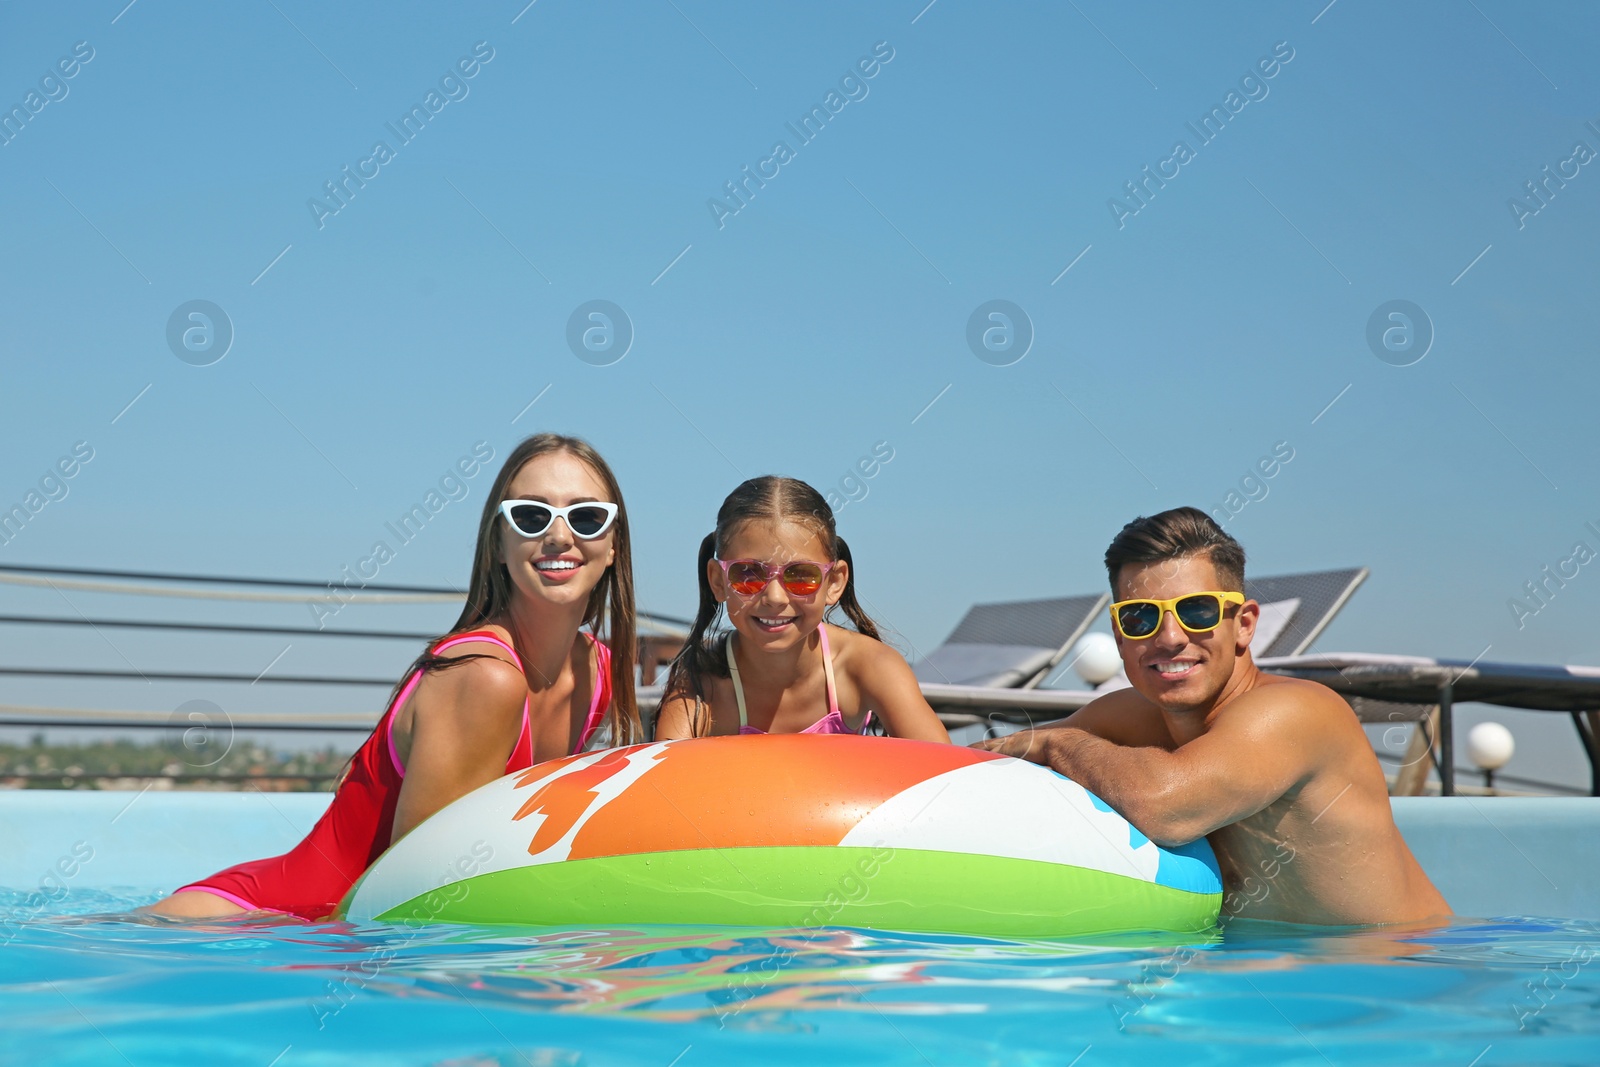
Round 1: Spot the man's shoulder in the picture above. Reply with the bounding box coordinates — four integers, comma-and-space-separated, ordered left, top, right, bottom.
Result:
1223, 671, 1355, 730
1244, 670, 1348, 705
1083, 686, 1161, 715
1069, 687, 1173, 746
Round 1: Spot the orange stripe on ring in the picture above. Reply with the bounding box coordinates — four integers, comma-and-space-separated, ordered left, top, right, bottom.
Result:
542, 735, 999, 861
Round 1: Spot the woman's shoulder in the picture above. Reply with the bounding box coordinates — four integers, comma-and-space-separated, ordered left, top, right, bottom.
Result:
433, 624, 518, 658
425, 627, 527, 701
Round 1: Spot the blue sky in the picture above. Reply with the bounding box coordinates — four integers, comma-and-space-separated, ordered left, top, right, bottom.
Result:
1, 1, 1596, 786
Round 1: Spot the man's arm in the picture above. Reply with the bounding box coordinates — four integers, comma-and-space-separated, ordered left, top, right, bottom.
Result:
984, 687, 1172, 752
978, 689, 1320, 846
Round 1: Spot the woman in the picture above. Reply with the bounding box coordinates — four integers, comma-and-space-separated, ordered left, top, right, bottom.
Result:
147, 433, 639, 921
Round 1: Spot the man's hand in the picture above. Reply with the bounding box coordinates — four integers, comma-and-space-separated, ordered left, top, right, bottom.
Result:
971, 728, 1057, 766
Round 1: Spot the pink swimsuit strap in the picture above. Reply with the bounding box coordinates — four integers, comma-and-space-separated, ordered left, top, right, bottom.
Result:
819, 624, 840, 718
388, 631, 611, 775
574, 634, 611, 752
730, 625, 870, 735
737, 707, 870, 736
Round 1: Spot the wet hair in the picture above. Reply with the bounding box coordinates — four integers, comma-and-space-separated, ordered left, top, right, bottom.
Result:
661, 476, 881, 727
1104, 506, 1246, 596
403, 433, 639, 746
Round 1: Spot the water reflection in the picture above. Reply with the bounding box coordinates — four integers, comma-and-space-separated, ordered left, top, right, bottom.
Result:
5, 891, 1598, 1066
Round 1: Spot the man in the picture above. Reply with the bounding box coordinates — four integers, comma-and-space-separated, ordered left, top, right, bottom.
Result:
978, 507, 1449, 925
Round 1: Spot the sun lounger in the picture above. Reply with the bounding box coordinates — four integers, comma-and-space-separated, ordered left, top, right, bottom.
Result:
911, 594, 1109, 690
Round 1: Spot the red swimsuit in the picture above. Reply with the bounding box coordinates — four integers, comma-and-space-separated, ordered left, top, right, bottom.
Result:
175, 630, 612, 921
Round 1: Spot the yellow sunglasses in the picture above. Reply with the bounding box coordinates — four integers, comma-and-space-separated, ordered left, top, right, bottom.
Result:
1110, 591, 1245, 639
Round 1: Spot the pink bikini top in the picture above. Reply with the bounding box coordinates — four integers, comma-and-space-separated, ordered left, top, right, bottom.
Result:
728, 625, 872, 735
385, 630, 610, 776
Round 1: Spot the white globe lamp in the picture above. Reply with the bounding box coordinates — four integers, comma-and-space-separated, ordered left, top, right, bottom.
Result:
1467, 722, 1514, 792
1072, 632, 1123, 688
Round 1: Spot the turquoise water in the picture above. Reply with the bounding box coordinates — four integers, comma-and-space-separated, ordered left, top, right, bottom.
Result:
3, 890, 1597, 1066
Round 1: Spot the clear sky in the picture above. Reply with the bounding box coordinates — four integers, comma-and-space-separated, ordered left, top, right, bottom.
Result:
1, 1, 1596, 787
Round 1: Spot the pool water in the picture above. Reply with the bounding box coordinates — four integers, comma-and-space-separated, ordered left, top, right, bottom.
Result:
3, 889, 1597, 1066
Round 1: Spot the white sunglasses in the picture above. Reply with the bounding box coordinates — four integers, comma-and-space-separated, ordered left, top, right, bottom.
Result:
498, 500, 618, 540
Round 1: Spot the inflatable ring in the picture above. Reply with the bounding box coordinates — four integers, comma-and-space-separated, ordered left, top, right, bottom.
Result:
337, 735, 1222, 936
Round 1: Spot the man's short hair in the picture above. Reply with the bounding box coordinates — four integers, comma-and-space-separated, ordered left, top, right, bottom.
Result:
1104, 506, 1247, 595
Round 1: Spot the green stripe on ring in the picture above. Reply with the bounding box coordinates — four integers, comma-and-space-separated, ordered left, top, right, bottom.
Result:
372, 846, 1220, 937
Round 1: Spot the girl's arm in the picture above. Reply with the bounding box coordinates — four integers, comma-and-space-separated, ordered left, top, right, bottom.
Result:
391, 656, 529, 843
653, 692, 714, 740
852, 640, 950, 743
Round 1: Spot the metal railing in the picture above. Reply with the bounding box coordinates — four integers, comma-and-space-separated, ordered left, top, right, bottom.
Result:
0, 563, 688, 787
5, 562, 1593, 797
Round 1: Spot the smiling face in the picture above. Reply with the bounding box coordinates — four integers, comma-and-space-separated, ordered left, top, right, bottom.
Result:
497, 451, 617, 613
709, 519, 846, 653
1112, 552, 1259, 714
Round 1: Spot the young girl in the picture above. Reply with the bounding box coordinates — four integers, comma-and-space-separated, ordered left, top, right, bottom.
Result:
655, 476, 947, 742
146, 433, 640, 921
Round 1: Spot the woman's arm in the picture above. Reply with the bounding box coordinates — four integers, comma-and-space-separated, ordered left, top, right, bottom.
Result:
390, 656, 529, 843
852, 640, 950, 743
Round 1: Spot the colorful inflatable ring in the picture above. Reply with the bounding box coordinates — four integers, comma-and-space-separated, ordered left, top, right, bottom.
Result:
336, 735, 1222, 936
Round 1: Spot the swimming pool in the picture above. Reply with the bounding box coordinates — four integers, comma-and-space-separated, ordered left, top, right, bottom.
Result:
4, 791, 1597, 1065
4, 892, 1597, 1066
